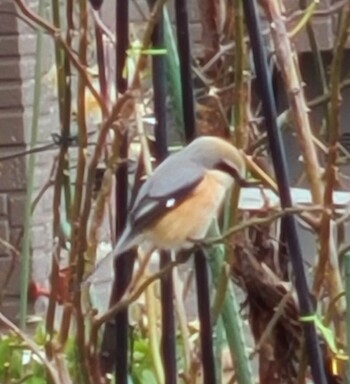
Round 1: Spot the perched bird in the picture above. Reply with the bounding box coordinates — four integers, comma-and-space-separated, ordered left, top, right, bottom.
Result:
114, 136, 246, 256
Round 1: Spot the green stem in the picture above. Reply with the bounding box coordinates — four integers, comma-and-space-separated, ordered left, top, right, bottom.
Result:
163, 7, 184, 134
208, 224, 253, 384
145, 284, 165, 384
214, 316, 224, 384
19, 0, 45, 330
52, 0, 71, 219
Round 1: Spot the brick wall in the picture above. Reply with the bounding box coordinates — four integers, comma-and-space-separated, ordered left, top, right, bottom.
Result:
0, 0, 28, 319
0, 0, 58, 321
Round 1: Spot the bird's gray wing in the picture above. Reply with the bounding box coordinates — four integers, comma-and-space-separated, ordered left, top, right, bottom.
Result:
129, 157, 205, 232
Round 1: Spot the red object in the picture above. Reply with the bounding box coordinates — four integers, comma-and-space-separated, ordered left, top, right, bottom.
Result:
28, 267, 70, 304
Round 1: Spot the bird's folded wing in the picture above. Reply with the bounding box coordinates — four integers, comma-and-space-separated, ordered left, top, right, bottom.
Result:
129, 159, 205, 232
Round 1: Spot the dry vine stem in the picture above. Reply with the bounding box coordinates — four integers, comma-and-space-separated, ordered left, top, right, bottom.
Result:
314, 3, 350, 340
260, 0, 323, 205
261, 0, 346, 341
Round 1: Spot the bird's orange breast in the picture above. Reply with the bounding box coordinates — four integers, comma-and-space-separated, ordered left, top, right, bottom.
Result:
142, 170, 232, 250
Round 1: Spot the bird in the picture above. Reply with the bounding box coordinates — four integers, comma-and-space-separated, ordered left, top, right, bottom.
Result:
113, 136, 246, 256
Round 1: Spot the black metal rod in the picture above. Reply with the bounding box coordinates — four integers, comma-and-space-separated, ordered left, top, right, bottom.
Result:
194, 250, 217, 384
242, 1, 327, 383
100, 151, 135, 381
174, 0, 216, 382
113, 159, 134, 384
99, 0, 133, 382
160, 252, 177, 384
112, 0, 132, 379
116, 0, 128, 95
150, 4, 168, 163
174, 0, 196, 142
148, 1, 177, 382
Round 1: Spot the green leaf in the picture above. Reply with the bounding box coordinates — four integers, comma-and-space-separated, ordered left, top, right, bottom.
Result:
27, 377, 47, 384
140, 369, 158, 384
301, 315, 347, 358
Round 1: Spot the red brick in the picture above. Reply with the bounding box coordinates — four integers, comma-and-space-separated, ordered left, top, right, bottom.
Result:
0, 4, 18, 35
0, 59, 21, 80
10, 227, 23, 251
0, 194, 8, 216
0, 156, 26, 191
0, 298, 20, 323
8, 194, 26, 226
0, 1, 36, 36
0, 35, 36, 57
0, 256, 21, 295
0, 112, 25, 144
0, 83, 22, 109
0, 220, 10, 244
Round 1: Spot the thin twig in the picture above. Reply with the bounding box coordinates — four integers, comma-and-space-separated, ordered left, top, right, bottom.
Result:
95, 257, 181, 327
313, 1, 350, 342
206, 205, 328, 245
12, 0, 108, 115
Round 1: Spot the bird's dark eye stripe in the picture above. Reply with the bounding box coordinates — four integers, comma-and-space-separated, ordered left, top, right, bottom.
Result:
214, 161, 256, 187
214, 161, 241, 179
